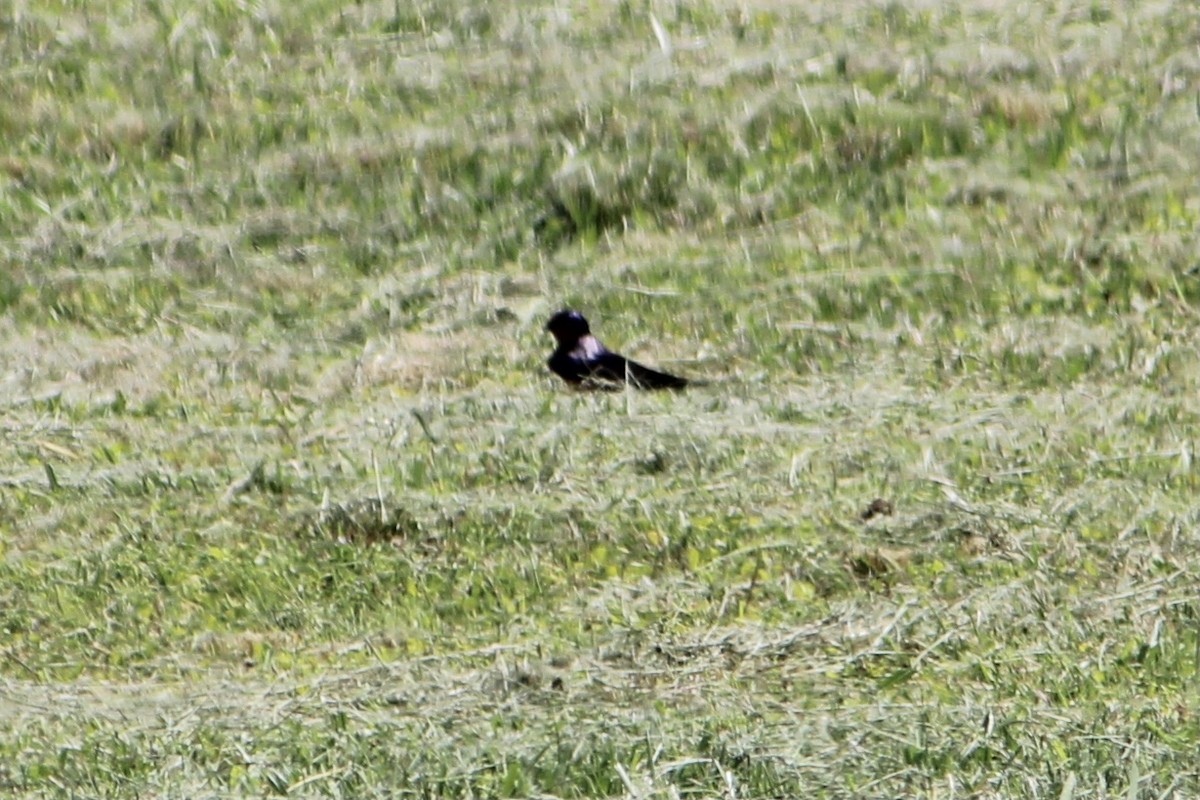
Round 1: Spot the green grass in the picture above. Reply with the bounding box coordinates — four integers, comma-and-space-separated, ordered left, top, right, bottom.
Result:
3, 0, 1200, 796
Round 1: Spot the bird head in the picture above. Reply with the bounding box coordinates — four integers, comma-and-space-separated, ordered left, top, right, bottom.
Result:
546, 309, 591, 344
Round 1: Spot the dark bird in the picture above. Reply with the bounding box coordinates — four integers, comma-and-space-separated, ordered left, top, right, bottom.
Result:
545, 309, 690, 390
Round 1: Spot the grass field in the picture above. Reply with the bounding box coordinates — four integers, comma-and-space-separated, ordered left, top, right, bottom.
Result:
3, 0, 1200, 796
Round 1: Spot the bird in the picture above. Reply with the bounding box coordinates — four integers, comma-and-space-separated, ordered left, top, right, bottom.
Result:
545, 309, 690, 390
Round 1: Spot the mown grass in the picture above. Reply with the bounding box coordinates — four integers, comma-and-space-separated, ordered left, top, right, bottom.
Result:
3, 0, 1200, 796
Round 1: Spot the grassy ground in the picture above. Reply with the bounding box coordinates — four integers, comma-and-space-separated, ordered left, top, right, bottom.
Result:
3, 0, 1200, 796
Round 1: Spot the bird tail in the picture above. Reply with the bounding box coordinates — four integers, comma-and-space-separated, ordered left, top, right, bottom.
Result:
626, 361, 689, 390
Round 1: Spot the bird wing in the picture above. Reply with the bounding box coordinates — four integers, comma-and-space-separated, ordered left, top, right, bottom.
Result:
549, 336, 689, 390
594, 352, 688, 390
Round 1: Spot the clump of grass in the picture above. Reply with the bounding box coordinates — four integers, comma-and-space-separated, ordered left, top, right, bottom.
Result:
295, 496, 422, 545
